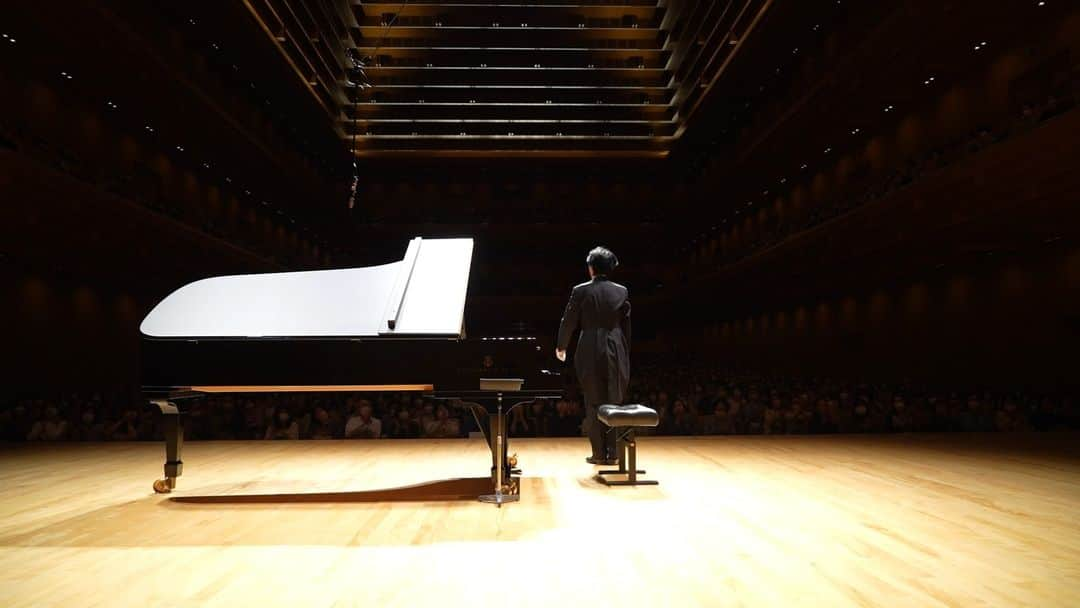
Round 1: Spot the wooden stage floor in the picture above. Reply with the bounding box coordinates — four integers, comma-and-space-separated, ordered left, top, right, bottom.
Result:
1, 434, 1078, 607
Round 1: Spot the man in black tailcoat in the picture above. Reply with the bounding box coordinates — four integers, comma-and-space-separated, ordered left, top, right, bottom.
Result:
556, 247, 631, 465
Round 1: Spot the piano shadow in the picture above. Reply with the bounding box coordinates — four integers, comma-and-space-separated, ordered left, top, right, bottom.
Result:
0, 476, 558, 549
168, 476, 494, 504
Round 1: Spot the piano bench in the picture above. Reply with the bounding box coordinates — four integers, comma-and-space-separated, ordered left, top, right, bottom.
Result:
596, 404, 659, 487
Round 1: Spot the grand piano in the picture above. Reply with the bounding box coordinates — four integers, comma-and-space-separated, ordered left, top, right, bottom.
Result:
141, 237, 562, 504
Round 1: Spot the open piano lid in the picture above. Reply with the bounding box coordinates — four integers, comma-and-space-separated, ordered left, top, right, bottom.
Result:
140, 237, 473, 340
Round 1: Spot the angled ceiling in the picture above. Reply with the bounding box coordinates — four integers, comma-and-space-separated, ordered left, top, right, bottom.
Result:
243, 0, 772, 157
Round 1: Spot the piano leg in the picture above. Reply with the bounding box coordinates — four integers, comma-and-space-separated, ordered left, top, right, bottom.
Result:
479, 395, 519, 505
150, 400, 184, 493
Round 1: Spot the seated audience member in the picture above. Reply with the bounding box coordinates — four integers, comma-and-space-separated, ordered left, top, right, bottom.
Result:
385, 408, 420, 439
526, 400, 551, 437
667, 399, 697, 436
1030, 397, 1062, 431
4, 401, 35, 441
27, 406, 69, 441
763, 398, 785, 435
308, 406, 340, 439
71, 408, 105, 441
742, 396, 765, 434
810, 399, 836, 433
241, 400, 264, 439
851, 400, 872, 433
994, 399, 1029, 432
890, 396, 913, 433
787, 398, 812, 434
107, 408, 142, 441
550, 399, 581, 437
510, 403, 530, 435
418, 401, 436, 430
345, 400, 381, 439
265, 408, 299, 440
958, 396, 990, 432
424, 405, 460, 438
706, 399, 731, 435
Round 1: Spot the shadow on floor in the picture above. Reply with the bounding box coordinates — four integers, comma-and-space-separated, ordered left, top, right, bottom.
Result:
169, 476, 494, 504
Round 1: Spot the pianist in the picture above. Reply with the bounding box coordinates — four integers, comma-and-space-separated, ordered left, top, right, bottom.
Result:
556, 246, 632, 465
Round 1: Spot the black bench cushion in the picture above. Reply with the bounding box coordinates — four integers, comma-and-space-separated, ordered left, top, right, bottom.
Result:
597, 404, 659, 428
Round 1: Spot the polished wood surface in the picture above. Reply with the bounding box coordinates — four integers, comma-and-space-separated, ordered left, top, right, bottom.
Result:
1, 434, 1078, 607
189, 384, 435, 393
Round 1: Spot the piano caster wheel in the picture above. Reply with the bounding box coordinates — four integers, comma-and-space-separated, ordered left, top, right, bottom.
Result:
153, 478, 175, 494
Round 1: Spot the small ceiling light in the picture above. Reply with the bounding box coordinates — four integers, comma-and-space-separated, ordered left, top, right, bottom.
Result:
202, 162, 210, 169
800, 163, 808, 170
225, 177, 232, 183
144, 125, 154, 132
175, 145, 184, 152
824, 147, 832, 154
106, 101, 118, 109
884, 104, 894, 112
851, 127, 860, 135
60, 71, 73, 80
1037, 1, 1046, 5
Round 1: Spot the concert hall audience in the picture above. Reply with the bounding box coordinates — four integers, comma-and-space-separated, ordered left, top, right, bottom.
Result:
3, 365, 1077, 442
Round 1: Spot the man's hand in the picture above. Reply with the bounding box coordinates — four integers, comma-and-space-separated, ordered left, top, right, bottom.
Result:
555, 348, 567, 362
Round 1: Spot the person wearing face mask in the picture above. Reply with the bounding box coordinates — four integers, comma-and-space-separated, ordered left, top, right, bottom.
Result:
264, 408, 299, 440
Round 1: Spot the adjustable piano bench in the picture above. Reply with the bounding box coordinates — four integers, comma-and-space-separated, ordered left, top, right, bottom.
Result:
596, 404, 659, 486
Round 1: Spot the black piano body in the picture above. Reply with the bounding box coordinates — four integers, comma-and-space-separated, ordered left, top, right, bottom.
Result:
140, 238, 563, 504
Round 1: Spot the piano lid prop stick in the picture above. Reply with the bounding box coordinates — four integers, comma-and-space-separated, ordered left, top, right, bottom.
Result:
384, 237, 422, 331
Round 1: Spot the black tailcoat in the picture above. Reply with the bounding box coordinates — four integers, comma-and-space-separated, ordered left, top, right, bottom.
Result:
556, 276, 631, 406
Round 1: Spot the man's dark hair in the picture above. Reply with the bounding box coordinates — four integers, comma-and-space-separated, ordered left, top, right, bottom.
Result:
586, 246, 618, 275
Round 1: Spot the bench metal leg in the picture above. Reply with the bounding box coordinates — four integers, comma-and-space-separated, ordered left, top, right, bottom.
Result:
596, 428, 658, 486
